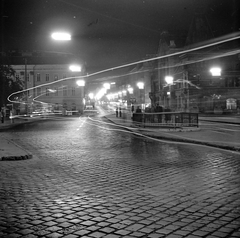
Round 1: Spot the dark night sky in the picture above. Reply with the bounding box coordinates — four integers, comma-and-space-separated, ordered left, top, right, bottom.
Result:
1, 0, 239, 74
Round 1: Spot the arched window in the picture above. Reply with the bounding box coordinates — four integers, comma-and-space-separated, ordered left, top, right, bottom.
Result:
226, 98, 237, 110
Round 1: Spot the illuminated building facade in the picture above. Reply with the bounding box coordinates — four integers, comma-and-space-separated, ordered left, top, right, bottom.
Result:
2, 51, 85, 114
149, 12, 240, 114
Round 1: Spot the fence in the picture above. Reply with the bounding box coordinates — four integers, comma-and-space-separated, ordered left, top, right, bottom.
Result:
132, 112, 198, 128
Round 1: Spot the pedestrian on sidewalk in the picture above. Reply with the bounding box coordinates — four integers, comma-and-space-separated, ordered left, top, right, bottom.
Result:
119, 107, 122, 117
116, 106, 118, 117
136, 106, 142, 113
131, 105, 134, 119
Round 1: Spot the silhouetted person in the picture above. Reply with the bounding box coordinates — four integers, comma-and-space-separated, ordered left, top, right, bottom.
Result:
136, 106, 142, 113
131, 105, 134, 112
116, 107, 118, 117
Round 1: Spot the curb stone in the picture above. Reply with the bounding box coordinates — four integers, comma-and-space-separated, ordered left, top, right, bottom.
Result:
0, 154, 33, 161
200, 119, 240, 125
0, 138, 33, 161
141, 134, 240, 152
104, 116, 239, 152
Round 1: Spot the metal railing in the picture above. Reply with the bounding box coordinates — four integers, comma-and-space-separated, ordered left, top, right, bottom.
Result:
132, 112, 198, 128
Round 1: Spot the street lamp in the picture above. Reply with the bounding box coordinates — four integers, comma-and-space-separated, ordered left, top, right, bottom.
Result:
103, 83, 110, 90
165, 76, 174, 85
210, 67, 221, 76
137, 82, 144, 89
76, 79, 85, 87
165, 76, 174, 108
51, 32, 71, 41
69, 65, 81, 72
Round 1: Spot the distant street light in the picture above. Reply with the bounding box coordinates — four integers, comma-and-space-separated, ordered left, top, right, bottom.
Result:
69, 65, 81, 72
76, 80, 85, 87
88, 93, 94, 99
122, 90, 127, 96
165, 76, 174, 85
51, 32, 71, 41
103, 83, 110, 90
165, 76, 173, 108
48, 89, 57, 93
210, 67, 221, 76
137, 82, 144, 89
127, 87, 133, 94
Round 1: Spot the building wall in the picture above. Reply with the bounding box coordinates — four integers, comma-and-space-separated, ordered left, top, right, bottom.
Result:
11, 64, 85, 114
182, 54, 240, 113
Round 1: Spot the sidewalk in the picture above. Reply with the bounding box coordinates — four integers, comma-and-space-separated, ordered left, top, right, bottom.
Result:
0, 116, 46, 160
0, 137, 32, 161
104, 113, 240, 152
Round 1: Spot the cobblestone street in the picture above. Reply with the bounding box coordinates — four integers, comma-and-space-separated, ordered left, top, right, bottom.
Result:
1, 117, 240, 237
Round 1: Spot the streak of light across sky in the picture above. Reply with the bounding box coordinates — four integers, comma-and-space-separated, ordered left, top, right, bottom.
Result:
7, 32, 240, 106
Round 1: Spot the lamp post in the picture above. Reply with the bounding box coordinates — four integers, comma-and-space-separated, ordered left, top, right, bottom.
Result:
137, 82, 145, 110
24, 58, 28, 114
210, 67, 222, 112
69, 63, 83, 114
76, 79, 85, 114
52, 32, 86, 114
127, 86, 134, 105
165, 76, 173, 108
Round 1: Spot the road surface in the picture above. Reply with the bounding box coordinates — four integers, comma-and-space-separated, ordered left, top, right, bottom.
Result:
0, 115, 240, 237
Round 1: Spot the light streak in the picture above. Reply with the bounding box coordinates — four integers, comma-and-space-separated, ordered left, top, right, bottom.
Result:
88, 48, 240, 83
86, 116, 240, 155
83, 33, 240, 79
7, 33, 240, 106
77, 118, 87, 131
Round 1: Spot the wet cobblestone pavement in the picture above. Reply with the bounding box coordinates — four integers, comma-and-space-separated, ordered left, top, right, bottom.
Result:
0, 117, 240, 237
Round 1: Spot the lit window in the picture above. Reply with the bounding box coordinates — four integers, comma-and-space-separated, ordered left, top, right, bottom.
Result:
226, 98, 237, 110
